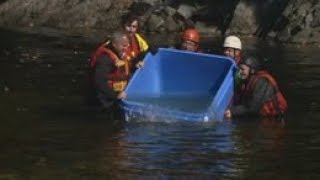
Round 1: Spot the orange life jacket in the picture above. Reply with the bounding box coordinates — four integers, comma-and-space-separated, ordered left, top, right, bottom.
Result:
245, 71, 288, 116
89, 44, 130, 92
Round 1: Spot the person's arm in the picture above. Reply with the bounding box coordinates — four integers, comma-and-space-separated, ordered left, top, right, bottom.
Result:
94, 55, 118, 100
230, 77, 276, 117
133, 50, 148, 69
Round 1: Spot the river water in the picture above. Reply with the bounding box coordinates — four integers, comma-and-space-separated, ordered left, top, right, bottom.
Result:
0, 28, 320, 179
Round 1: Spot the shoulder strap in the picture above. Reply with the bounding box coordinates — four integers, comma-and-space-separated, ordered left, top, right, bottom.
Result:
89, 41, 112, 69
255, 71, 279, 91
99, 47, 119, 64
135, 33, 149, 52
245, 71, 278, 95
101, 47, 130, 76
131, 35, 140, 56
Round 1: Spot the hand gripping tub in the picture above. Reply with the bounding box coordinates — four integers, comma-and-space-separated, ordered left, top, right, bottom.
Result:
121, 48, 237, 122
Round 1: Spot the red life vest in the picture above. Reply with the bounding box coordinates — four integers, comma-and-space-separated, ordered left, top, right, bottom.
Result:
245, 71, 288, 116
89, 42, 108, 69
89, 44, 130, 92
130, 35, 140, 58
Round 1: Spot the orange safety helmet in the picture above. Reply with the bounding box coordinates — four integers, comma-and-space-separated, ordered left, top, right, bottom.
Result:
182, 28, 200, 43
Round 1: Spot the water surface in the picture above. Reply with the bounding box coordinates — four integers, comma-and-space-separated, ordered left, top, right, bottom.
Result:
0, 28, 320, 179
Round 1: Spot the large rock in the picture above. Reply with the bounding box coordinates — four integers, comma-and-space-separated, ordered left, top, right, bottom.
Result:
164, 15, 183, 32
195, 21, 221, 37
0, 0, 319, 44
0, 0, 133, 32
311, 8, 320, 27
226, 1, 258, 35
147, 14, 165, 32
276, 0, 320, 44
176, 4, 196, 19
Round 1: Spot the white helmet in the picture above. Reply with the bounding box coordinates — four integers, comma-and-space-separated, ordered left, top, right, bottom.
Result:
223, 35, 242, 50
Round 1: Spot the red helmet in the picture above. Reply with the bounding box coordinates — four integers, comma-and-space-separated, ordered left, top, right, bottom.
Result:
182, 28, 200, 43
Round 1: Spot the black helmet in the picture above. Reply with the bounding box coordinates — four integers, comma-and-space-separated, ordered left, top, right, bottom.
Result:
240, 55, 260, 73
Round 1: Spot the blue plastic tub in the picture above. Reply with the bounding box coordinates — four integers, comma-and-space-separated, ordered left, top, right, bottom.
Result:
121, 48, 236, 122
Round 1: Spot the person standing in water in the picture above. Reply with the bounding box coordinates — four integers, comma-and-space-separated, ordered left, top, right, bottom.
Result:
225, 55, 288, 118
89, 31, 131, 111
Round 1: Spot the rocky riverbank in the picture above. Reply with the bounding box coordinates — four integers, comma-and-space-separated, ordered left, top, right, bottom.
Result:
0, 0, 319, 44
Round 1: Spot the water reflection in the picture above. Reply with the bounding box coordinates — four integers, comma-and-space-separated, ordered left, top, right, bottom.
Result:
0, 29, 320, 178
232, 117, 289, 176
106, 121, 239, 178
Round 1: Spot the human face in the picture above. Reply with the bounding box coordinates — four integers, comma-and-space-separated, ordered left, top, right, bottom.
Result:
239, 64, 251, 80
125, 20, 138, 37
113, 35, 130, 55
223, 47, 241, 58
181, 40, 198, 52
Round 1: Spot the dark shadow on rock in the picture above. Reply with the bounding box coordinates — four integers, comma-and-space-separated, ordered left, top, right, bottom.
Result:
186, 0, 240, 35
220, 0, 241, 34
128, 2, 152, 16
0, 0, 7, 5
254, 0, 290, 38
